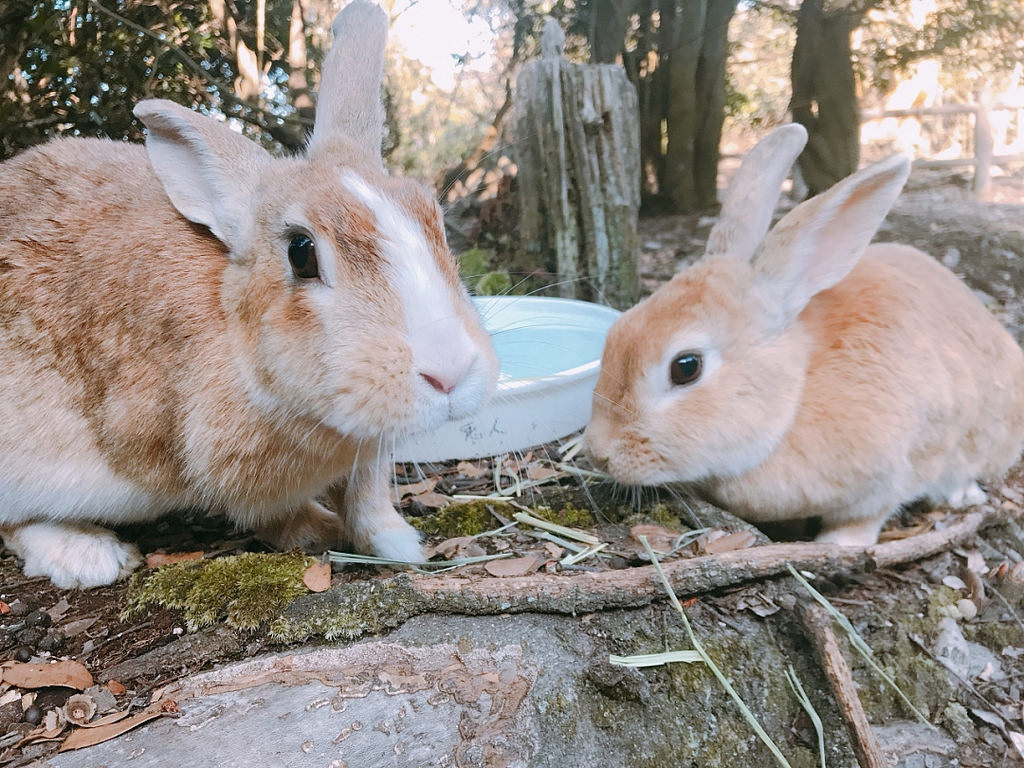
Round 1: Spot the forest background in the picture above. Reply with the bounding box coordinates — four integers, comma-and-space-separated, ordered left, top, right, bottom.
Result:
1, 0, 1022, 251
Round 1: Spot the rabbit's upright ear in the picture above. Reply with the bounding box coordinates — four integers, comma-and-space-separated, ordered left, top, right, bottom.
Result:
307, 0, 388, 162
134, 99, 270, 249
753, 154, 911, 328
704, 123, 807, 262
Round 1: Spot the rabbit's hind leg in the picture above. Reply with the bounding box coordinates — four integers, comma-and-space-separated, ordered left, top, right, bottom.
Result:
1, 521, 143, 588
814, 510, 891, 548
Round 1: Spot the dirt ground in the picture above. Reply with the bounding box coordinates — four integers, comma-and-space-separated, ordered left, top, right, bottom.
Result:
2, 166, 1024, 766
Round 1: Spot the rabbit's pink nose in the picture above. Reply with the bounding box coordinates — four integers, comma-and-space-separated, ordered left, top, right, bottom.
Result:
420, 371, 455, 394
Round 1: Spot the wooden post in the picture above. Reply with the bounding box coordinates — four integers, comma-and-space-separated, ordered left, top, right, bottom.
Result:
513, 18, 640, 309
972, 87, 993, 200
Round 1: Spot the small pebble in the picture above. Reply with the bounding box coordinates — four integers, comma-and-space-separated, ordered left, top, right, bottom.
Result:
37, 630, 64, 653
24, 610, 51, 628
14, 645, 33, 663
16, 628, 45, 648
958, 598, 978, 621
23, 704, 42, 725
7, 600, 28, 618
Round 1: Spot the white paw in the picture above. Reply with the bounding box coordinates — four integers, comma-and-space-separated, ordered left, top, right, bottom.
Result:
947, 481, 987, 508
815, 513, 889, 548
369, 524, 424, 563
5, 522, 142, 588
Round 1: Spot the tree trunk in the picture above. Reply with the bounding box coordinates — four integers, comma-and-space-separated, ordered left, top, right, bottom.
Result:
790, 0, 861, 196
589, 0, 632, 64
663, 0, 738, 212
513, 22, 641, 309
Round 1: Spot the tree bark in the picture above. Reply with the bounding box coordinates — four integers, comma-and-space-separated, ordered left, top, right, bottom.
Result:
589, 0, 632, 64
663, 0, 738, 212
791, 0, 861, 195
513, 24, 641, 309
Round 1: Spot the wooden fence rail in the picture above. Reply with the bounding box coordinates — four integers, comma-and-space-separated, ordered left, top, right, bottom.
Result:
861, 101, 1024, 197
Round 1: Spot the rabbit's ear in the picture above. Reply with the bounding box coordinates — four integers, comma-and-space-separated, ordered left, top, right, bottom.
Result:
705, 123, 807, 261
753, 154, 911, 327
134, 99, 270, 249
307, 0, 388, 162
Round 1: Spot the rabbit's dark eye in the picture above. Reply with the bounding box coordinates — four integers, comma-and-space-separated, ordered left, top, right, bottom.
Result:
670, 353, 702, 386
288, 234, 319, 279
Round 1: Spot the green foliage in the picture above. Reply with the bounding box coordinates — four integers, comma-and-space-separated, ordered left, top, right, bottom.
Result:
863, 0, 1024, 88
475, 270, 514, 295
0, 0, 318, 161
124, 551, 315, 632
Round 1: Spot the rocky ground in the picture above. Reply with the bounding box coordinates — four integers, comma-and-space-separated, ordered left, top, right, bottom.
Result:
2, 167, 1024, 767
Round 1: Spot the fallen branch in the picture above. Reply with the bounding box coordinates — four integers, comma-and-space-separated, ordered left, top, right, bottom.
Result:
280, 506, 1012, 640
416, 506, 1006, 613
797, 601, 887, 768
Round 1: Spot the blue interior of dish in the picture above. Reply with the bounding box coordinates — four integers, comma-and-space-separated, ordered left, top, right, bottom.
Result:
488, 320, 609, 380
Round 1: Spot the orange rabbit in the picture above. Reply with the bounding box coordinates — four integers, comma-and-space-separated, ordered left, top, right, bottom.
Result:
0, 1, 498, 587
585, 124, 1024, 546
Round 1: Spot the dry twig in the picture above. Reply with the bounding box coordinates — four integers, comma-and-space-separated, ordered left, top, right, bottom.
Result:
797, 601, 886, 768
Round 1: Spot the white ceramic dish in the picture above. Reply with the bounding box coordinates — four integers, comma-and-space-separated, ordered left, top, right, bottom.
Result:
393, 295, 621, 462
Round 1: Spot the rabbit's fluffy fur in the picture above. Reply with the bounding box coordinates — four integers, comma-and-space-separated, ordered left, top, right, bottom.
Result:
585, 124, 1024, 546
0, 1, 498, 587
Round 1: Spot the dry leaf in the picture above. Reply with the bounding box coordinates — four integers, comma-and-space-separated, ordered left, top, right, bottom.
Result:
484, 555, 541, 578
877, 521, 932, 541
409, 491, 451, 509
427, 536, 482, 560
630, 524, 679, 553
0, 600, 11, 614
456, 461, 486, 479
145, 551, 204, 568
543, 542, 564, 561
59, 701, 173, 752
1010, 561, 1024, 584
1010, 731, 1024, 760
970, 708, 1004, 728
45, 597, 71, 623
61, 617, 99, 638
2, 660, 93, 691
394, 478, 437, 500
79, 709, 132, 729
302, 562, 332, 593
942, 575, 967, 590
105, 679, 127, 696
525, 463, 558, 481
703, 530, 756, 555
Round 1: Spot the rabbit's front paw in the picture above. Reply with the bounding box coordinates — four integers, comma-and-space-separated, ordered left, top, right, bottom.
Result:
2, 522, 142, 588
946, 481, 987, 508
368, 522, 423, 563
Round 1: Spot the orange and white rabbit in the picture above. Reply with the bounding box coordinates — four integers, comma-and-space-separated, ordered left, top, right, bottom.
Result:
0, 1, 498, 587
585, 123, 1024, 546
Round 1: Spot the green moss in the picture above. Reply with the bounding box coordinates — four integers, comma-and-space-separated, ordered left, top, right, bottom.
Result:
475, 270, 513, 296
942, 701, 975, 743
124, 552, 315, 632
410, 499, 516, 537
268, 574, 425, 642
622, 502, 684, 530
531, 503, 594, 529
457, 247, 494, 282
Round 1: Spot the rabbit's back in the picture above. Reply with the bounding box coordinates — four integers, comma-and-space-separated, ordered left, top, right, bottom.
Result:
712, 243, 1024, 520
0, 139, 229, 516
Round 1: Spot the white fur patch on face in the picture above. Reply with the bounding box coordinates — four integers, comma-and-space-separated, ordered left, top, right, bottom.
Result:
340, 170, 487, 430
